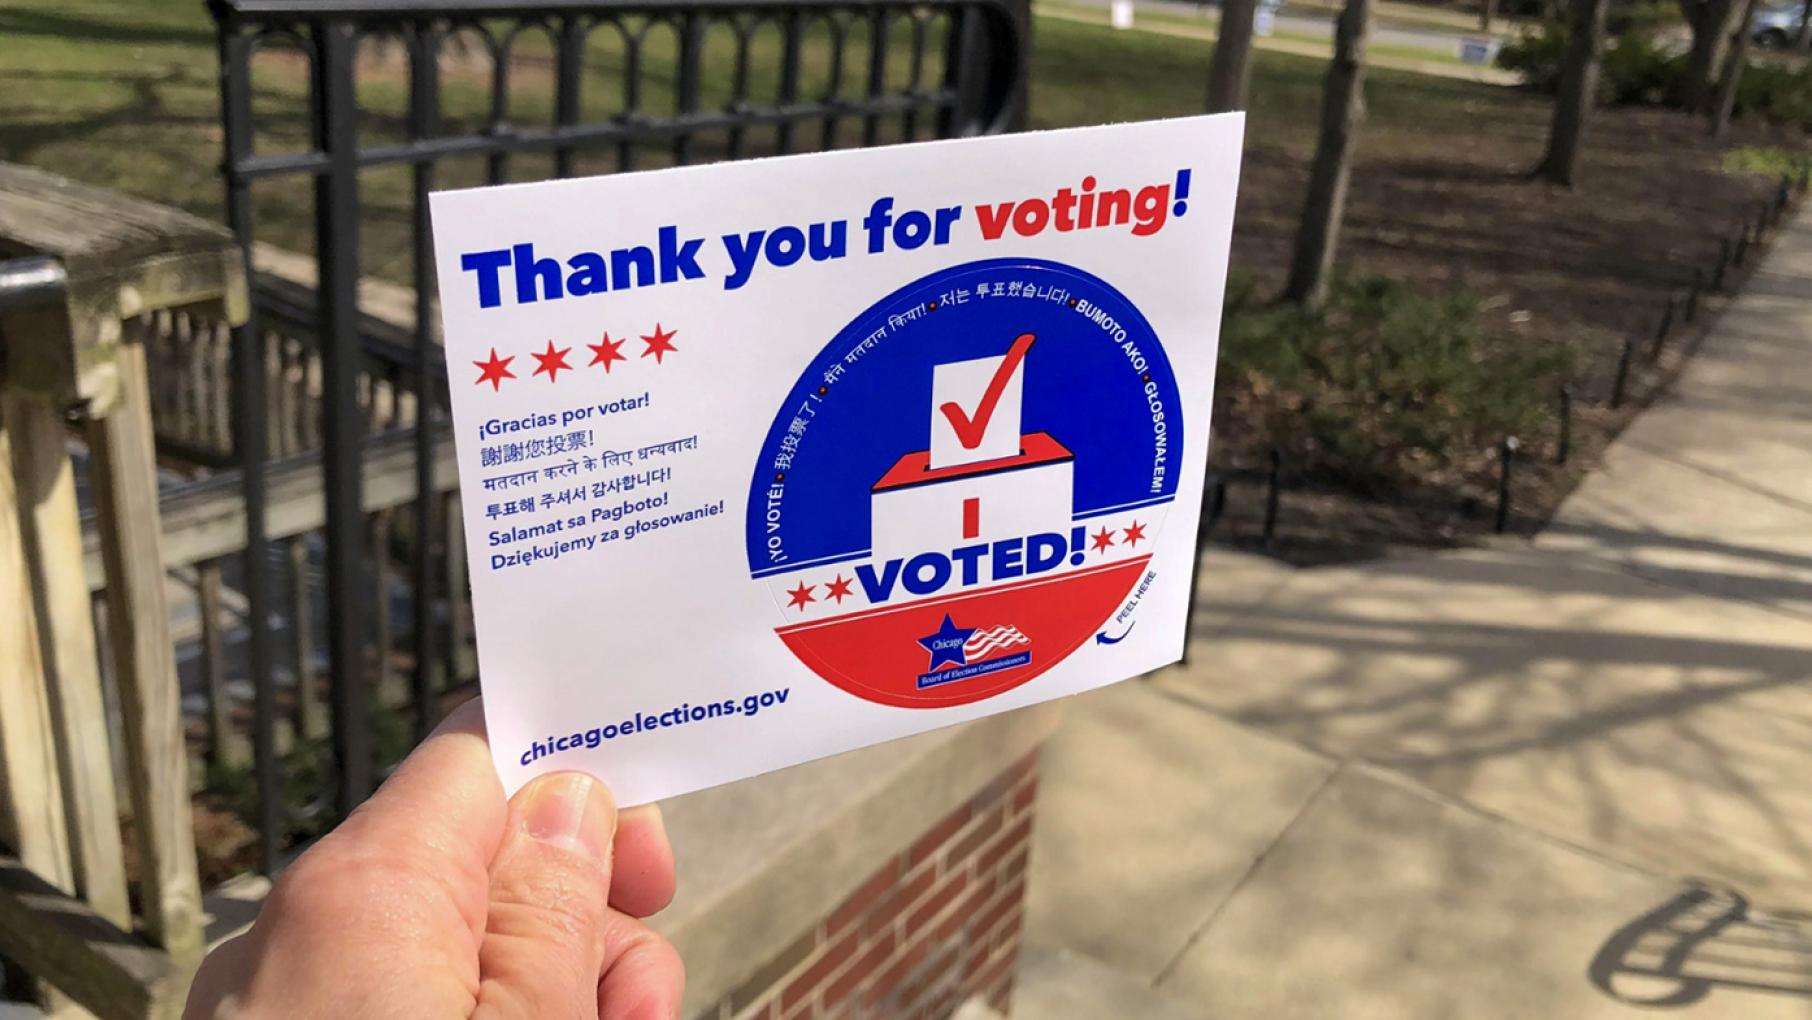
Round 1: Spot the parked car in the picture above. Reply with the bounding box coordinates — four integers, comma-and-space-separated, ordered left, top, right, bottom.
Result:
1753, 2, 1803, 48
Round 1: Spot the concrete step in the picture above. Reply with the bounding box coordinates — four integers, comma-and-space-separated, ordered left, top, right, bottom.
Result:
1006, 946, 1200, 1019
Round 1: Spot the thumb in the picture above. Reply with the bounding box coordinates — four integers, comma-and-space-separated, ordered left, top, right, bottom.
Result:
475, 771, 618, 1019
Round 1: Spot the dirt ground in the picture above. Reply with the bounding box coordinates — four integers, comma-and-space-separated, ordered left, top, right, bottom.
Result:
1211, 102, 1796, 562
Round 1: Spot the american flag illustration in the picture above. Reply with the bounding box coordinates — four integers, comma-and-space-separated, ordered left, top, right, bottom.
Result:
964, 624, 1029, 660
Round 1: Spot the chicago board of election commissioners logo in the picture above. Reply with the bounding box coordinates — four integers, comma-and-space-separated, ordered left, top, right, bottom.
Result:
745, 259, 1182, 708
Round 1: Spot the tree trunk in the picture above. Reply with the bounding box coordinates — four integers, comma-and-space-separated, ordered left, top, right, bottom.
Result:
1208, 0, 1262, 112
1007, 0, 1033, 129
1534, 0, 1613, 186
1710, 0, 1760, 139
1681, 0, 1741, 110
1796, 0, 1809, 50
1282, 0, 1372, 310
1481, 0, 1498, 33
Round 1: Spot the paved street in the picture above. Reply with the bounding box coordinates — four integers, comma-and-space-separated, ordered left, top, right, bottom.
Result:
1022, 204, 1812, 1015
1061, 0, 1505, 52
1039, 0, 1523, 85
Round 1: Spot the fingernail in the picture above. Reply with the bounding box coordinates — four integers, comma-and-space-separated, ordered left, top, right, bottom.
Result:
518, 772, 612, 860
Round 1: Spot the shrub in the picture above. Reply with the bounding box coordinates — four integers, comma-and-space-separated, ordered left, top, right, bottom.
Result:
1219, 277, 1577, 490
1497, 20, 1569, 94
1599, 31, 1683, 105
1498, 9, 1812, 127
1498, 16, 1683, 106
1732, 59, 1812, 124
1723, 144, 1809, 177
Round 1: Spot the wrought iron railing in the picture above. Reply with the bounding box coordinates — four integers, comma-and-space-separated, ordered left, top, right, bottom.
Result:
193, 0, 1022, 873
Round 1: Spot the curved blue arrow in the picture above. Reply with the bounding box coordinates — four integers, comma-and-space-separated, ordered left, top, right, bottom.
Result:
1095, 621, 1137, 645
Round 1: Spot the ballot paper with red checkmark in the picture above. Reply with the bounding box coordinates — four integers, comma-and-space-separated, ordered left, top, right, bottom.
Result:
429, 114, 1244, 803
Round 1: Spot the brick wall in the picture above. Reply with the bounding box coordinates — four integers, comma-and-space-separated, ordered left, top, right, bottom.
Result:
695, 750, 1039, 1020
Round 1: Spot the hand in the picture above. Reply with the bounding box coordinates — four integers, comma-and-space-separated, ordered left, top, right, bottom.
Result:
185, 699, 684, 1019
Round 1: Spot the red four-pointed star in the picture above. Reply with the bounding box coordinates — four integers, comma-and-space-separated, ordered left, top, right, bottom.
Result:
641, 323, 679, 364
531, 340, 573, 382
1123, 520, 1147, 547
588, 332, 627, 373
473, 347, 515, 391
786, 581, 816, 610
824, 574, 855, 604
1090, 526, 1116, 554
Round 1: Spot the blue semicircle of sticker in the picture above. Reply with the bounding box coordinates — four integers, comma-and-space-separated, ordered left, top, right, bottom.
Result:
745, 258, 1182, 578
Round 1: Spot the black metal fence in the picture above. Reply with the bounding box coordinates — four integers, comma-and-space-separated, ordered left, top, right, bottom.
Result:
175, 0, 1022, 873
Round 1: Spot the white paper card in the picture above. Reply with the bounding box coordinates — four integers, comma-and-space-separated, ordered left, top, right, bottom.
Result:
929, 349, 1027, 469
429, 114, 1244, 804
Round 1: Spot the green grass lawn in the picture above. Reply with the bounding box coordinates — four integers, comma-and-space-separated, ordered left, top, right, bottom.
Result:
1029, 12, 1526, 144
0, 0, 1513, 280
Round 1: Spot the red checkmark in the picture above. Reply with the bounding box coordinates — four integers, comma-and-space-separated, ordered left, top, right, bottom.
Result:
940, 333, 1037, 450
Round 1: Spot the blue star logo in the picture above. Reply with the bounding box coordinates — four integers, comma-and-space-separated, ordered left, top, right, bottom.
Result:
917, 613, 975, 671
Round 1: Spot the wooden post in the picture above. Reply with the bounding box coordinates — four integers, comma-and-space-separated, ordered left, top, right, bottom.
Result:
88, 340, 205, 966
197, 559, 245, 769
0, 854, 187, 1020
3, 392, 131, 929
0, 405, 81, 1018
187, 313, 212, 456
0, 413, 77, 897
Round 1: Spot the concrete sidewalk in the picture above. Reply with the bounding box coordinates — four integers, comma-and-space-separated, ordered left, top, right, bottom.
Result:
1020, 207, 1812, 1016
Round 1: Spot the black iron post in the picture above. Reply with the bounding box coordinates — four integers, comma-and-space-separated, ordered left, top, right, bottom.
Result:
408, 22, 442, 742
216, 19, 282, 875
1650, 293, 1676, 359
1555, 384, 1572, 465
1611, 336, 1635, 409
1734, 220, 1750, 267
1261, 449, 1282, 553
1685, 270, 1703, 323
1714, 238, 1732, 291
315, 18, 375, 816
1203, 473, 1228, 537
553, 15, 582, 177
1494, 436, 1518, 534
673, 12, 704, 162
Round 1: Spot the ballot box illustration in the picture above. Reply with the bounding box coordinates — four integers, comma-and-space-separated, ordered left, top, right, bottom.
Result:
869, 333, 1075, 562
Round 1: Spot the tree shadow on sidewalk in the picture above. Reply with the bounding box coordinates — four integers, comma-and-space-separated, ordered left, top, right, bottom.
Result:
1590, 881, 1812, 1007
1166, 542, 1812, 903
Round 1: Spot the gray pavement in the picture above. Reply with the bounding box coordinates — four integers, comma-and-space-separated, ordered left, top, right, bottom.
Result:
1020, 204, 1812, 1016
1062, 0, 1492, 53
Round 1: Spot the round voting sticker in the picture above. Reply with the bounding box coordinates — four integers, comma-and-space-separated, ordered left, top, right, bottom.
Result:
745, 259, 1181, 708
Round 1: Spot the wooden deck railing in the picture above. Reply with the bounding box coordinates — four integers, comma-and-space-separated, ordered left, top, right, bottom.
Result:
0, 161, 238, 1019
